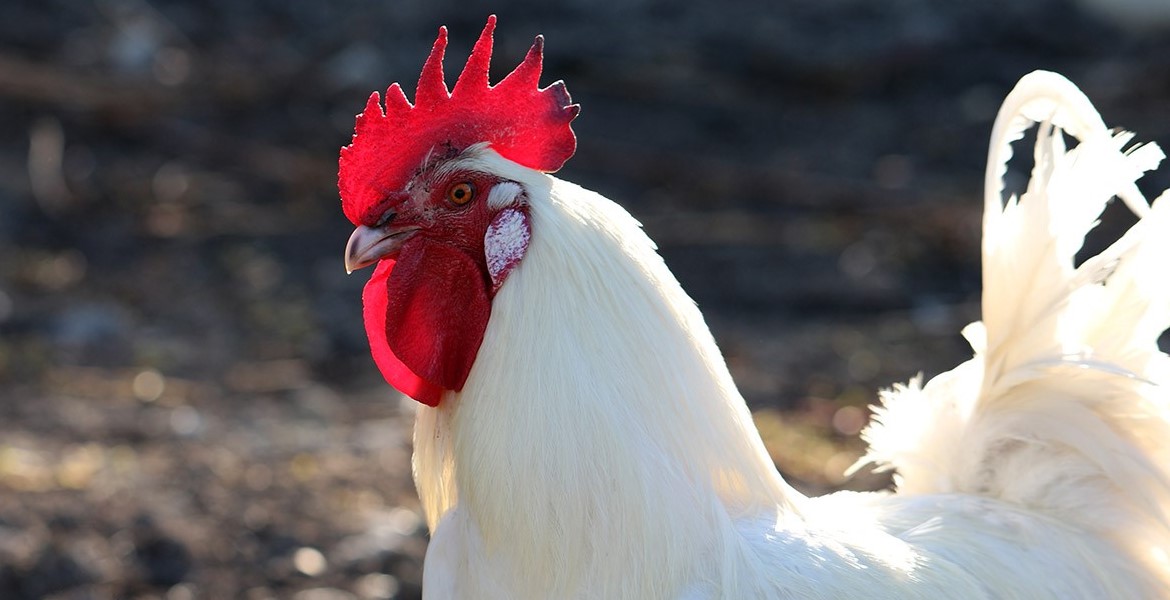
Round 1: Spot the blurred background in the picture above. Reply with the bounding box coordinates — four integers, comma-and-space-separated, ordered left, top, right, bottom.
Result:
2, 0, 1169, 598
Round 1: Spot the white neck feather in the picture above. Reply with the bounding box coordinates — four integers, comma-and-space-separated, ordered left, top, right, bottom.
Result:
412, 152, 801, 596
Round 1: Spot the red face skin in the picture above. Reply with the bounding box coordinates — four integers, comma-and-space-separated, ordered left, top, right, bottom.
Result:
346, 164, 522, 406
385, 169, 502, 260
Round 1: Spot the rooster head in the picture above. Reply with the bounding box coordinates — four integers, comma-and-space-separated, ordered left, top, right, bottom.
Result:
338, 16, 579, 406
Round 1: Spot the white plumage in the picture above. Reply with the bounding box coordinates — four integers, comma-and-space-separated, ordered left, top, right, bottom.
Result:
413, 71, 1170, 598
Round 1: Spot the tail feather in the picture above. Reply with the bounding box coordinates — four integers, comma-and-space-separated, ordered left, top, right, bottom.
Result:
857, 70, 1170, 583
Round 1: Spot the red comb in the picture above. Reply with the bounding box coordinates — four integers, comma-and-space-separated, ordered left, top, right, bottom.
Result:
339, 15, 579, 225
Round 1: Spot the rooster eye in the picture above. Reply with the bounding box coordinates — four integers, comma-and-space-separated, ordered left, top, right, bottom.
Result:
447, 182, 475, 206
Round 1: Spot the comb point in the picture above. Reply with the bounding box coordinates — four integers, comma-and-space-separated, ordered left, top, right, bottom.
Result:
415, 26, 450, 105
453, 15, 496, 97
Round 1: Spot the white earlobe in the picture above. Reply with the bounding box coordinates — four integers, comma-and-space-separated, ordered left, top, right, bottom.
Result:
485, 207, 531, 295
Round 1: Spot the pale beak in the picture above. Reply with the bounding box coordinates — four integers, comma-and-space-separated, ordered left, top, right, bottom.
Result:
344, 224, 418, 273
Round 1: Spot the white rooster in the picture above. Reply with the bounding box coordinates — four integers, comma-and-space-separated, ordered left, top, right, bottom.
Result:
339, 17, 1170, 599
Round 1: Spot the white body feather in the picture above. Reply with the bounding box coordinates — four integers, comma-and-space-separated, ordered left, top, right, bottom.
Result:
413, 71, 1170, 598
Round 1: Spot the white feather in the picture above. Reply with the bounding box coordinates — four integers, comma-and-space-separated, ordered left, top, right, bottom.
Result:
412, 71, 1170, 598
860, 71, 1170, 595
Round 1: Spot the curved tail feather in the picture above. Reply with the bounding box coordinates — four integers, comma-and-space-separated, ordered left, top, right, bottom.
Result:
857, 70, 1170, 584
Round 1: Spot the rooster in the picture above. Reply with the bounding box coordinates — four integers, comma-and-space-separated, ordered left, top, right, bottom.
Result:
339, 17, 1170, 599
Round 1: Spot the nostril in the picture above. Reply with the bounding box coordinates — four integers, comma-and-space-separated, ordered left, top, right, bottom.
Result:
362, 192, 410, 227
376, 209, 397, 228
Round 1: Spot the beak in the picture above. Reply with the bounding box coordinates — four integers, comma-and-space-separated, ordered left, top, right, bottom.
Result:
344, 224, 419, 273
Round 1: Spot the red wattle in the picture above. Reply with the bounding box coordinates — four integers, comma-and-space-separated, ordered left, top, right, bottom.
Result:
363, 260, 445, 406
362, 237, 492, 406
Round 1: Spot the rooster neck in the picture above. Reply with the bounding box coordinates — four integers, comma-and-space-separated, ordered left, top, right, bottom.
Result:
411, 153, 802, 595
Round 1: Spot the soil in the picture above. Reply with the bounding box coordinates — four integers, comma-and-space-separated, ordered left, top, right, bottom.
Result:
1, 1, 1169, 598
